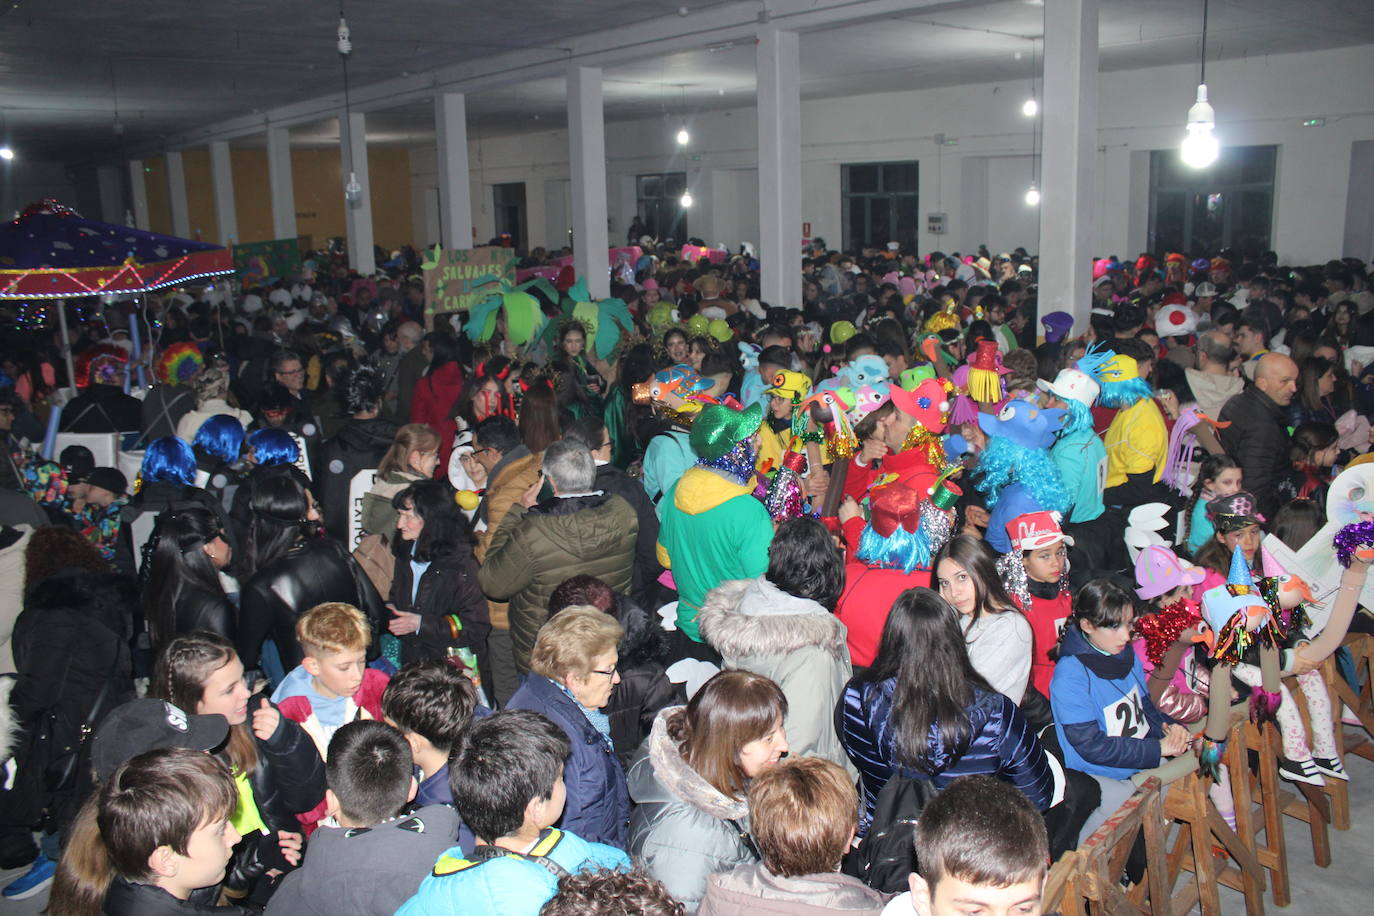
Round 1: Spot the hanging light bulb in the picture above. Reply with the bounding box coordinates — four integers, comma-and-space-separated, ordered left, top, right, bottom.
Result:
1024, 183, 1041, 206
1180, 83, 1219, 168
680, 189, 693, 208
344, 171, 363, 205
0, 147, 13, 161
676, 124, 690, 145
1022, 96, 1038, 117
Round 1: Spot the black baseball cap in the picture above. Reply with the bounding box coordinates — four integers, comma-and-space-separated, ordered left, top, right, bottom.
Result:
90, 699, 229, 782
59, 445, 94, 483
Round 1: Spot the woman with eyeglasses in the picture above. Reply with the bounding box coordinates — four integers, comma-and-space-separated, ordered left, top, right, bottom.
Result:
507, 605, 630, 849
142, 508, 236, 656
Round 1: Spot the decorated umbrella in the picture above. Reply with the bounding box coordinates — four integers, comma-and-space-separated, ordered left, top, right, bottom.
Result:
0, 199, 235, 390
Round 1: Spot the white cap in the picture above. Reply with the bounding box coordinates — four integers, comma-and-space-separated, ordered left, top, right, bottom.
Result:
1036, 367, 1099, 409
1155, 304, 1198, 338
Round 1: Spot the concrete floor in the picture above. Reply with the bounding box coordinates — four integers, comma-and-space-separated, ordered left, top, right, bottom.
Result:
3, 744, 1373, 914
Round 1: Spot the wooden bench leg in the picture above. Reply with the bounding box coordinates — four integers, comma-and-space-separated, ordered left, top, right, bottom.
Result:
1246, 721, 1291, 907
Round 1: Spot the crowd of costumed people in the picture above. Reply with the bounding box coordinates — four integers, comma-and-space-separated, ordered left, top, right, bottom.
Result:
0, 226, 1372, 915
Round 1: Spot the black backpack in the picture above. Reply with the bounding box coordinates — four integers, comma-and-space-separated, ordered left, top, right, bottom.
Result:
841, 773, 938, 894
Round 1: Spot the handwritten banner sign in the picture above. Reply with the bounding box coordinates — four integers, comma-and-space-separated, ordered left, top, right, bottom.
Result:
422, 245, 518, 327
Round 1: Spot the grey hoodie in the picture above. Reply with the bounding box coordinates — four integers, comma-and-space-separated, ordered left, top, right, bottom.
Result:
265, 804, 460, 915
628, 708, 755, 912
697, 576, 855, 776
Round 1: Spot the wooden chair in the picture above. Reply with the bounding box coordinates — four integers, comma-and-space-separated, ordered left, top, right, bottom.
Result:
1041, 850, 1082, 916
1157, 714, 1267, 916
1284, 657, 1350, 832
1335, 632, 1374, 764
1068, 777, 1171, 916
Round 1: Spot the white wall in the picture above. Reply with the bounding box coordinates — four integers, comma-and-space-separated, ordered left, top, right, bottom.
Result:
408, 43, 1374, 263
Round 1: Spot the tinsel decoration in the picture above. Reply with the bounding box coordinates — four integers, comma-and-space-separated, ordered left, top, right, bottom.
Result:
998, 552, 1031, 609
1249, 688, 1282, 726
1257, 575, 1311, 638
918, 496, 955, 559
1134, 599, 1203, 667
763, 450, 813, 522
1198, 736, 1225, 782
898, 424, 951, 473
699, 437, 758, 484
1333, 519, 1374, 568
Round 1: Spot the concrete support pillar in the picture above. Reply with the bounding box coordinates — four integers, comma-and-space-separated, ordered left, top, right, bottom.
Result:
567, 66, 610, 299
127, 160, 150, 229
165, 151, 191, 238
97, 166, 123, 225
266, 127, 297, 241
1036, 0, 1099, 334
756, 27, 802, 309
341, 111, 375, 275
435, 92, 474, 250
209, 141, 238, 245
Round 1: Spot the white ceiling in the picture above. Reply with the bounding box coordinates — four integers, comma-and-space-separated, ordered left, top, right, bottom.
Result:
3, 0, 1372, 161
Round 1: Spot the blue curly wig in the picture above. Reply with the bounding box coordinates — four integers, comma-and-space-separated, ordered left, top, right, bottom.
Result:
974, 436, 1069, 514
140, 436, 197, 485
856, 524, 935, 574
247, 427, 300, 467
192, 415, 246, 464
1060, 397, 1095, 438
1097, 376, 1153, 409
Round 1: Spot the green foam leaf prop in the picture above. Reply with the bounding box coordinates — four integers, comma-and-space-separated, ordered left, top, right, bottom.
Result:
460, 277, 556, 345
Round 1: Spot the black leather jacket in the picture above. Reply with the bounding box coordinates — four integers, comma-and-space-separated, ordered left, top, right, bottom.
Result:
236, 537, 383, 671
219, 696, 327, 897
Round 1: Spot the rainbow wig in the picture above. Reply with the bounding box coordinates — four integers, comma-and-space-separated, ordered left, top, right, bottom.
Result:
974, 436, 1069, 515
247, 428, 300, 467
192, 415, 245, 464
154, 342, 205, 387
140, 436, 197, 486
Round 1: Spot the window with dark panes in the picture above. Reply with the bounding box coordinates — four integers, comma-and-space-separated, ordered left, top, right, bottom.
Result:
636, 172, 688, 242
1148, 145, 1276, 256
842, 162, 920, 251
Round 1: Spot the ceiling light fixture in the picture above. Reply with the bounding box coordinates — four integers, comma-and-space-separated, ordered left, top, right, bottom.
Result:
338, 4, 364, 207
680, 189, 693, 208
1022, 39, 1039, 117
0, 147, 13, 161
1024, 183, 1040, 206
1180, 0, 1219, 169
674, 85, 690, 146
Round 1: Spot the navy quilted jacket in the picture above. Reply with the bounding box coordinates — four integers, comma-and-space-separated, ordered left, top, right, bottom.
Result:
837, 676, 1054, 831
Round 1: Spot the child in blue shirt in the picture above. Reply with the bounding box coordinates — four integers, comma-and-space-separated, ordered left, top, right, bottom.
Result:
1051, 578, 1193, 844
398, 710, 628, 916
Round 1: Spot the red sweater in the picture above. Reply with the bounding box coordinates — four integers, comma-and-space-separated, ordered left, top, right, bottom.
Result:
1016, 589, 1072, 698
836, 517, 933, 667
409, 362, 465, 473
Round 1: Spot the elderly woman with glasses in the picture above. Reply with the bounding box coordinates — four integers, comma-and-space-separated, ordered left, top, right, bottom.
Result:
507, 605, 630, 849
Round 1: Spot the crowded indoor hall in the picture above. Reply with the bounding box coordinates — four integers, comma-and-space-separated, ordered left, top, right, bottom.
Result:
1, 0, 1373, 913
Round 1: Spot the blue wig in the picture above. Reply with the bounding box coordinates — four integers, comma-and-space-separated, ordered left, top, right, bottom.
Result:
1060, 397, 1095, 438
1097, 376, 1153, 409
192, 415, 245, 464
974, 436, 1069, 515
856, 524, 935, 574
140, 436, 197, 486
247, 428, 300, 466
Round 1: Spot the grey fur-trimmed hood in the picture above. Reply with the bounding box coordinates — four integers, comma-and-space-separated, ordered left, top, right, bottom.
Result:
697, 577, 848, 661
646, 707, 749, 820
